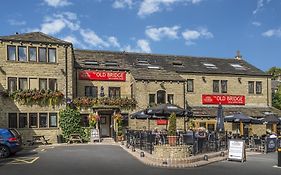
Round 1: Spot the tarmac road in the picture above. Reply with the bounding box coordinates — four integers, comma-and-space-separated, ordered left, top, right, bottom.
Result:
0, 145, 280, 175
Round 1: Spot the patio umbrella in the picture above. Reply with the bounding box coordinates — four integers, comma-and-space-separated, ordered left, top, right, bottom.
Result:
130, 110, 151, 119
216, 104, 224, 132
259, 115, 280, 124
146, 103, 186, 116
224, 113, 261, 123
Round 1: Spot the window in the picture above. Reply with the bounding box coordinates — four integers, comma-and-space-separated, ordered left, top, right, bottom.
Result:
230, 64, 246, 70
256, 81, 262, 94
39, 78, 47, 90
29, 113, 38, 128
18, 46, 27, 61
105, 61, 118, 67
39, 113, 47, 128
49, 113, 57, 127
157, 90, 166, 104
85, 86, 98, 98
29, 78, 38, 90
8, 113, 17, 128
49, 79, 57, 91
203, 63, 218, 69
48, 48, 56, 63
19, 113, 28, 128
221, 80, 228, 93
19, 78, 28, 90
168, 94, 174, 104
81, 114, 89, 127
213, 80, 220, 93
8, 77, 17, 93
39, 48, 47, 62
7, 46, 16, 61
29, 47, 37, 61
248, 81, 254, 94
109, 87, 120, 98
149, 94, 155, 105
187, 79, 194, 92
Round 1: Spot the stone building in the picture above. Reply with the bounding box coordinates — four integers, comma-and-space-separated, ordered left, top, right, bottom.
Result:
0, 32, 280, 143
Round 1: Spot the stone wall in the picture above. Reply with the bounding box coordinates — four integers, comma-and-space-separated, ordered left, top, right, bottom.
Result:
153, 145, 190, 159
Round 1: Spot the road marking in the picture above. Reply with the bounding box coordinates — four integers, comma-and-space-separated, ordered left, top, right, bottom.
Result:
0, 157, 39, 165
273, 165, 281, 169
41, 149, 45, 152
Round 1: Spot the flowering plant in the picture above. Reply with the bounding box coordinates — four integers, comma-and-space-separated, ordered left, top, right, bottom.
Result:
88, 113, 100, 127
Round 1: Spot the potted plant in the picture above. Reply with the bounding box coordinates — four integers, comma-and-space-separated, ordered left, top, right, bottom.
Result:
167, 112, 177, 146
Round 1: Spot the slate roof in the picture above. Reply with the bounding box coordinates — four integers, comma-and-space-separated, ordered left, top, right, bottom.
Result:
74, 49, 269, 81
191, 106, 281, 118
0, 32, 71, 45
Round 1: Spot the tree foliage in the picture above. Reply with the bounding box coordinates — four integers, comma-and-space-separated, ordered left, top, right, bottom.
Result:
59, 107, 83, 140
266, 67, 281, 80
168, 112, 177, 136
273, 86, 281, 110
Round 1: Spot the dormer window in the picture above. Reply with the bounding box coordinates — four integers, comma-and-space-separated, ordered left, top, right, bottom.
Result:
83, 60, 99, 66
137, 59, 150, 66
105, 61, 118, 66
172, 61, 183, 67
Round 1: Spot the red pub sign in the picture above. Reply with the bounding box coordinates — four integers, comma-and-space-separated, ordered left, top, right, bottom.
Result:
79, 70, 126, 81
157, 119, 168, 125
202, 94, 245, 105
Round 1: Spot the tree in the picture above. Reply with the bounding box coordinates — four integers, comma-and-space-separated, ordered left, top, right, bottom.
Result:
272, 86, 281, 110
168, 112, 177, 136
266, 67, 281, 80
59, 107, 83, 140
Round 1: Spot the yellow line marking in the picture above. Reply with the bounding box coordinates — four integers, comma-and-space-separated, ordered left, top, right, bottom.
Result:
29, 157, 39, 163
1, 157, 40, 165
41, 149, 45, 152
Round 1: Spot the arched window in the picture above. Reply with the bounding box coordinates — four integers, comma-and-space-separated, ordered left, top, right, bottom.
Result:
157, 90, 166, 104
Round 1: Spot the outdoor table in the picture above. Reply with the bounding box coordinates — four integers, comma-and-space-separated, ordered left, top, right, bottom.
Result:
68, 134, 83, 144
31, 135, 49, 145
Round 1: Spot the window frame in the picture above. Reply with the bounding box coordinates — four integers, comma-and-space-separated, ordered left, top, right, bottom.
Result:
48, 48, 56, 63
19, 113, 28, 128
8, 113, 18, 128
149, 94, 156, 105
39, 78, 48, 90
7, 45, 16, 61
256, 81, 262, 94
167, 94, 174, 104
29, 113, 38, 128
213, 80, 220, 93
85, 86, 98, 98
248, 81, 255, 94
187, 79, 194, 92
108, 87, 121, 98
39, 113, 48, 128
49, 79, 57, 91
18, 46, 27, 62
221, 80, 228, 93
157, 90, 166, 104
19, 77, 28, 90
49, 113, 58, 127
8, 77, 17, 93
28, 47, 37, 62
38, 47, 47, 62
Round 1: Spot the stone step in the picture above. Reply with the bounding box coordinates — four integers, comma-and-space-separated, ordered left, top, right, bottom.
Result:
101, 137, 115, 143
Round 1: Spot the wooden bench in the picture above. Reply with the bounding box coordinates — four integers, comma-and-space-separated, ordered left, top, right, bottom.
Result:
29, 135, 49, 145
68, 134, 83, 144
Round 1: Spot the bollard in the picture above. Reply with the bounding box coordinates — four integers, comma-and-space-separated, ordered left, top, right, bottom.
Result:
203, 155, 208, 161
278, 148, 281, 167
131, 146, 135, 152
140, 151, 145, 157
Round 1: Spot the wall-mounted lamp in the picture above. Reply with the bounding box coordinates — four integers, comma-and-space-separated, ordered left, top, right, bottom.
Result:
238, 77, 242, 83
60, 69, 66, 76
202, 76, 206, 82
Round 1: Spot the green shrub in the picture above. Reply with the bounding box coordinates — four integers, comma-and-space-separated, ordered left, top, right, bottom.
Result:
59, 107, 84, 140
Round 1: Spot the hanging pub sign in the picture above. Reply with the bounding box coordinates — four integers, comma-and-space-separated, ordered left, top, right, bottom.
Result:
79, 70, 126, 81
157, 119, 168, 125
202, 94, 245, 105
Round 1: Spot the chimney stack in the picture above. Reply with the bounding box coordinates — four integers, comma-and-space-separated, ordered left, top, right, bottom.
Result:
235, 50, 242, 60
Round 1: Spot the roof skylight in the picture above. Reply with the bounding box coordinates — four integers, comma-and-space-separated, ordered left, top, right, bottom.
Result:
105, 61, 118, 66
202, 63, 218, 69
83, 60, 99, 66
148, 65, 160, 69
137, 59, 150, 66
172, 61, 183, 67
230, 64, 246, 70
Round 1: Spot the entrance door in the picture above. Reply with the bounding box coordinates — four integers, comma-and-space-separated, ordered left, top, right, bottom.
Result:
100, 115, 111, 137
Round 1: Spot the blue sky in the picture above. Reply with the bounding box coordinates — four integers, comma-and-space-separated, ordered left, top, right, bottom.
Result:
1, 0, 280, 71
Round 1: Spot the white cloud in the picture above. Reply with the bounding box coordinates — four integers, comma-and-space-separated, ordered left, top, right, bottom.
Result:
112, 0, 133, 9
262, 28, 281, 37
108, 36, 121, 48
123, 39, 151, 53
253, 0, 271, 15
44, 0, 71, 7
138, 0, 202, 17
80, 29, 109, 48
8, 19, 26, 26
145, 25, 180, 41
137, 39, 151, 53
252, 21, 261, 27
27, 12, 80, 35
41, 19, 66, 34
182, 28, 213, 45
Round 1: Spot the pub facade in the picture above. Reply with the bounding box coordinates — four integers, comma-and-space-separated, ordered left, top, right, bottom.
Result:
0, 32, 280, 143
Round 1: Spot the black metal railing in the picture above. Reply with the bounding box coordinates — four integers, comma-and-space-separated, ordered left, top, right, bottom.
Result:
125, 130, 229, 155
